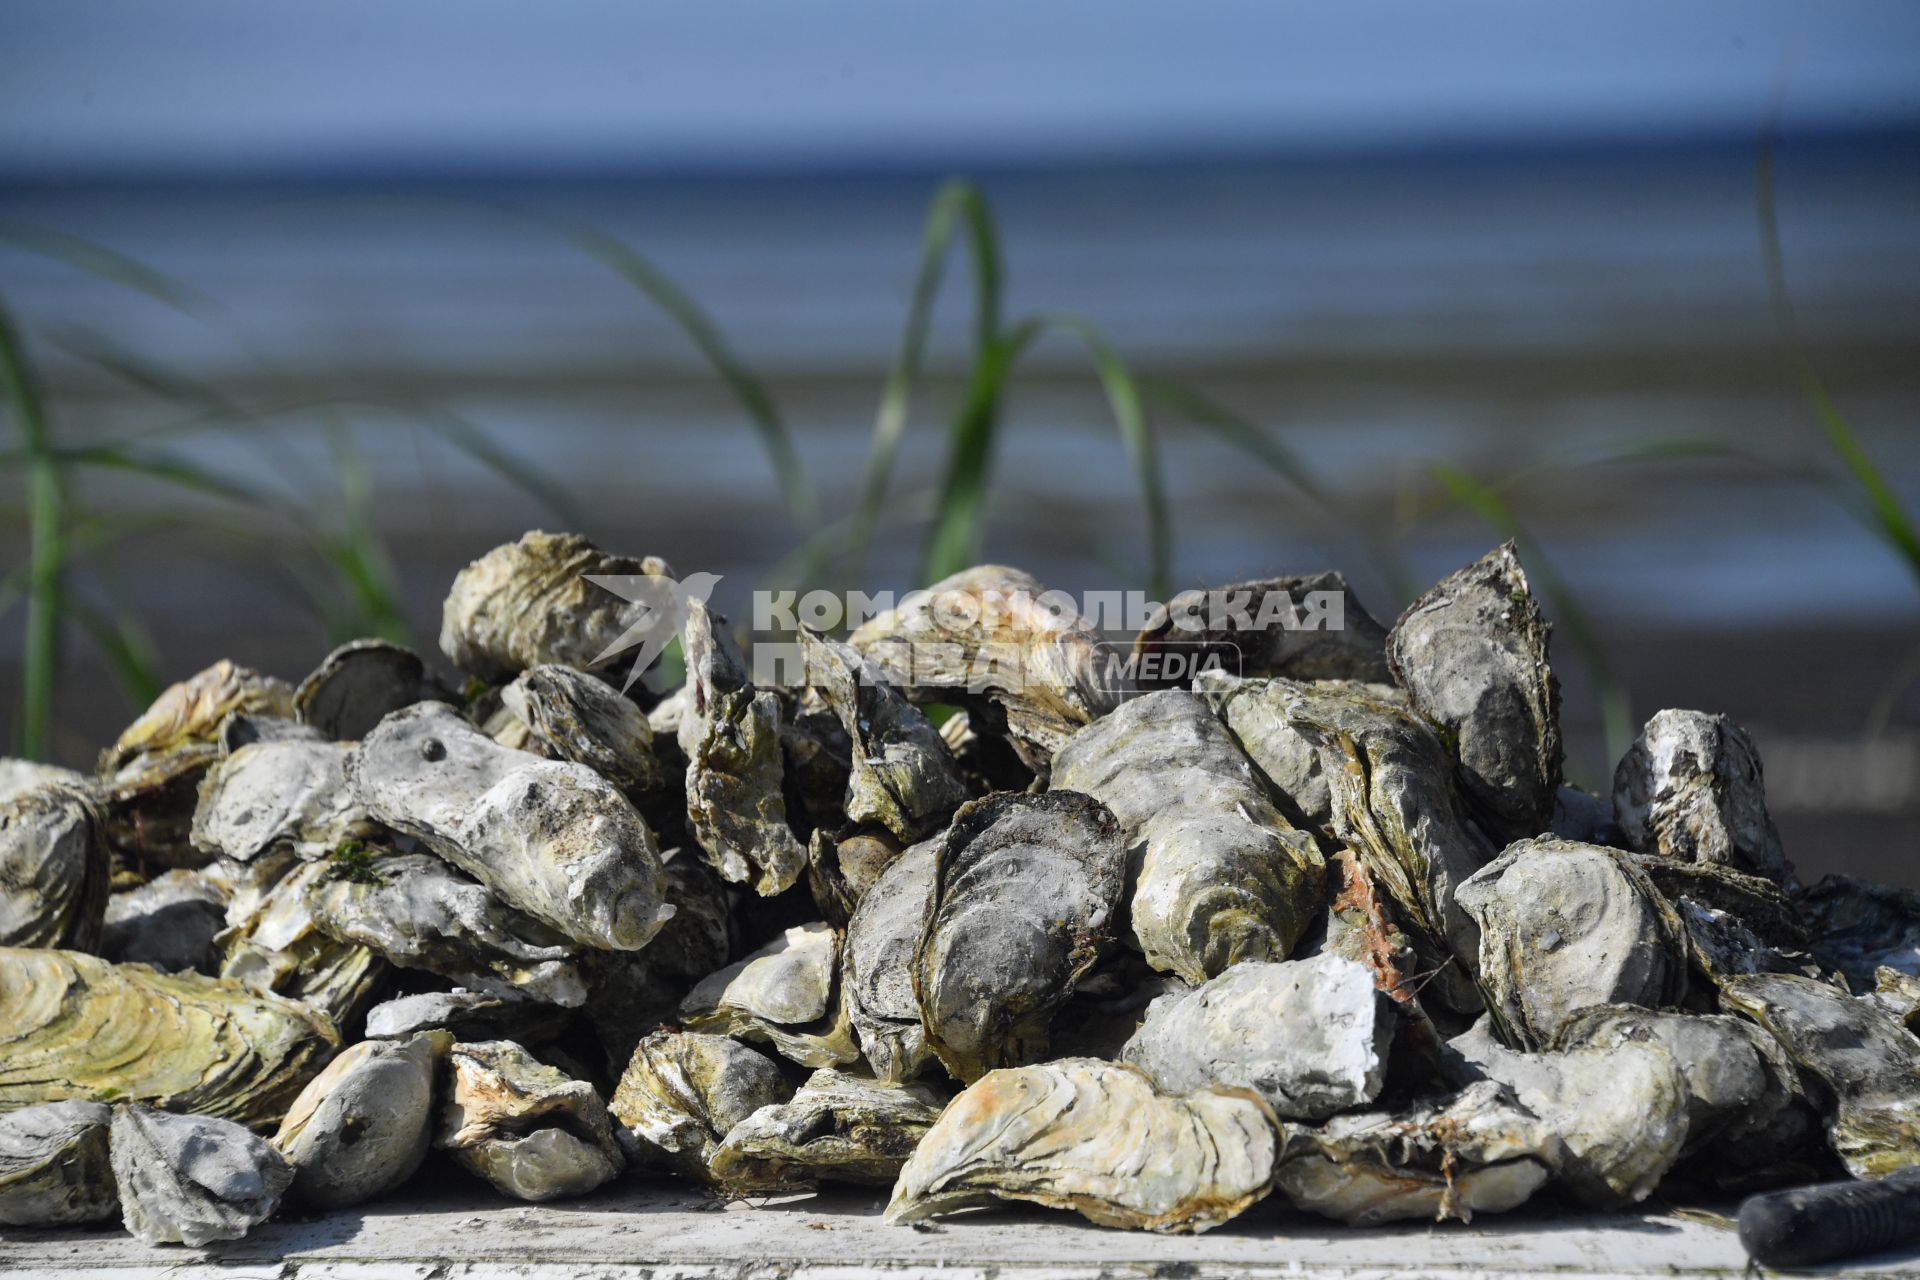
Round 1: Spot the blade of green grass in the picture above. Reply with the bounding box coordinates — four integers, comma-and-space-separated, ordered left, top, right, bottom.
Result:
322, 426, 409, 643
403, 404, 590, 532
1756, 130, 1920, 586
63, 591, 163, 708
60, 443, 276, 507
850, 179, 1002, 575
923, 315, 1172, 598
0, 301, 63, 758
0, 222, 218, 317
1430, 462, 1633, 777
560, 221, 815, 533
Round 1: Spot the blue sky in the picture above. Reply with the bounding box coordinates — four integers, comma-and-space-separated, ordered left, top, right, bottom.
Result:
3, 1, 1916, 177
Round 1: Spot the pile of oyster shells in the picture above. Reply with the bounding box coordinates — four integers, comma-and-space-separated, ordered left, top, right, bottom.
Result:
3, 530, 1916, 1245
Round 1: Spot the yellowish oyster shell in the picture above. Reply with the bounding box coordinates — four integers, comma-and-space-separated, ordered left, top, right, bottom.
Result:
217, 859, 388, 1029
438, 1040, 624, 1201
0, 1100, 116, 1226
0, 947, 338, 1131
607, 1028, 794, 1186
886, 1058, 1277, 1234
680, 921, 860, 1069
711, 1067, 945, 1189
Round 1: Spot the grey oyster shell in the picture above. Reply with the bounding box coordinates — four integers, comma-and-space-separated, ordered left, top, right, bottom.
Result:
500, 663, 667, 796
274, 1033, 445, 1209
0, 1101, 116, 1226
1450, 1021, 1691, 1207
914, 791, 1126, 1082
1121, 954, 1394, 1122
710, 1067, 944, 1190
886, 1058, 1277, 1234
843, 835, 940, 1083
0, 759, 86, 803
305, 845, 587, 1008
0, 947, 339, 1131
1796, 874, 1920, 992
807, 826, 906, 929
1633, 856, 1808, 952
1718, 972, 1920, 1179
364, 990, 573, 1045
1455, 836, 1688, 1051
1273, 1080, 1557, 1225
1260, 678, 1495, 1006
1555, 1005, 1804, 1161
1613, 708, 1792, 885
438, 1039, 624, 1201
439, 531, 673, 685
101, 869, 229, 972
1135, 571, 1392, 686
294, 639, 457, 741
1194, 670, 1402, 833
99, 661, 296, 872
607, 1029, 794, 1185
217, 859, 388, 1028
1051, 689, 1325, 983
849, 565, 1125, 771
798, 627, 967, 841
350, 701, 671, 952
680, 601, 807, 896
110, 1105, 292, 1246
0, 783, 108, 951
680, 921, 860, 1069
190, 738, 370, 863
1386, 541, 1562, 843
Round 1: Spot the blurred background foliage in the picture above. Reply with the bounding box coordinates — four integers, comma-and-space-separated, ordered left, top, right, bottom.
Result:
1, 1, 1916, 881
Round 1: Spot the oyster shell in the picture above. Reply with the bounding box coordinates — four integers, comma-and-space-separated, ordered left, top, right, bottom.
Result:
711, 1068, 944, 1189
1051, 689, 1324, 983
1633, 856, 1808, 951
581, 849, 734, 1068
1386, 543, 1562, 843
350, 701, 671, 952
680, 602, 807, 897
0, 783, 108, 951
500, 663, 668, 796
1135, 571, 1392, 687
102, 660, 297, 775
100, 869, 229, 972
0, 947, 338, 1130
0, 1101, 116, 1227
364, 989, 573, 1045
98, 661, 296, 873
1273, 1080, 1557, 1225
1796, 874, 1920, 992
217, 859, 388, 1028
1121, 954, 1394, 1122
1613, 708, 1792, 885
294, 638, 456, 741
1554, 1005, 1802, 1161
798, 628, 967, 841
1449, 1021, 1691, 1206
1455, 836, 1688, 1050
190, 738, 370, 863
274, 1033, 445, 1209
886, 1058, 1276, 1234
1718, 972, 1920, 1179
439, 531, 673, 685
914, 791, 1126, 1082
0, 758, 86, 803
1194, 670, 1401, 833
1875, 966, 1920, 1034
807, 826, 904, 928
849, 565, 1124, 770
680, 921, 859, 1069
305, 845, 587, 1008
843, 835, 940, 1083
438, 1039, 624, 1201
607, 1029, 794, 1185
1239, 678, 1493, 1006
110, 1105, 292, 1246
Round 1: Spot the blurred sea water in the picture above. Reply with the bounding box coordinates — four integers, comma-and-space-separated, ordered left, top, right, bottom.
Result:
3, 134, 1916, 878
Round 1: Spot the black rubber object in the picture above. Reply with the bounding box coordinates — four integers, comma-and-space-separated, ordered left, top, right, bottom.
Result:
1737, 1169, 1920, 1268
